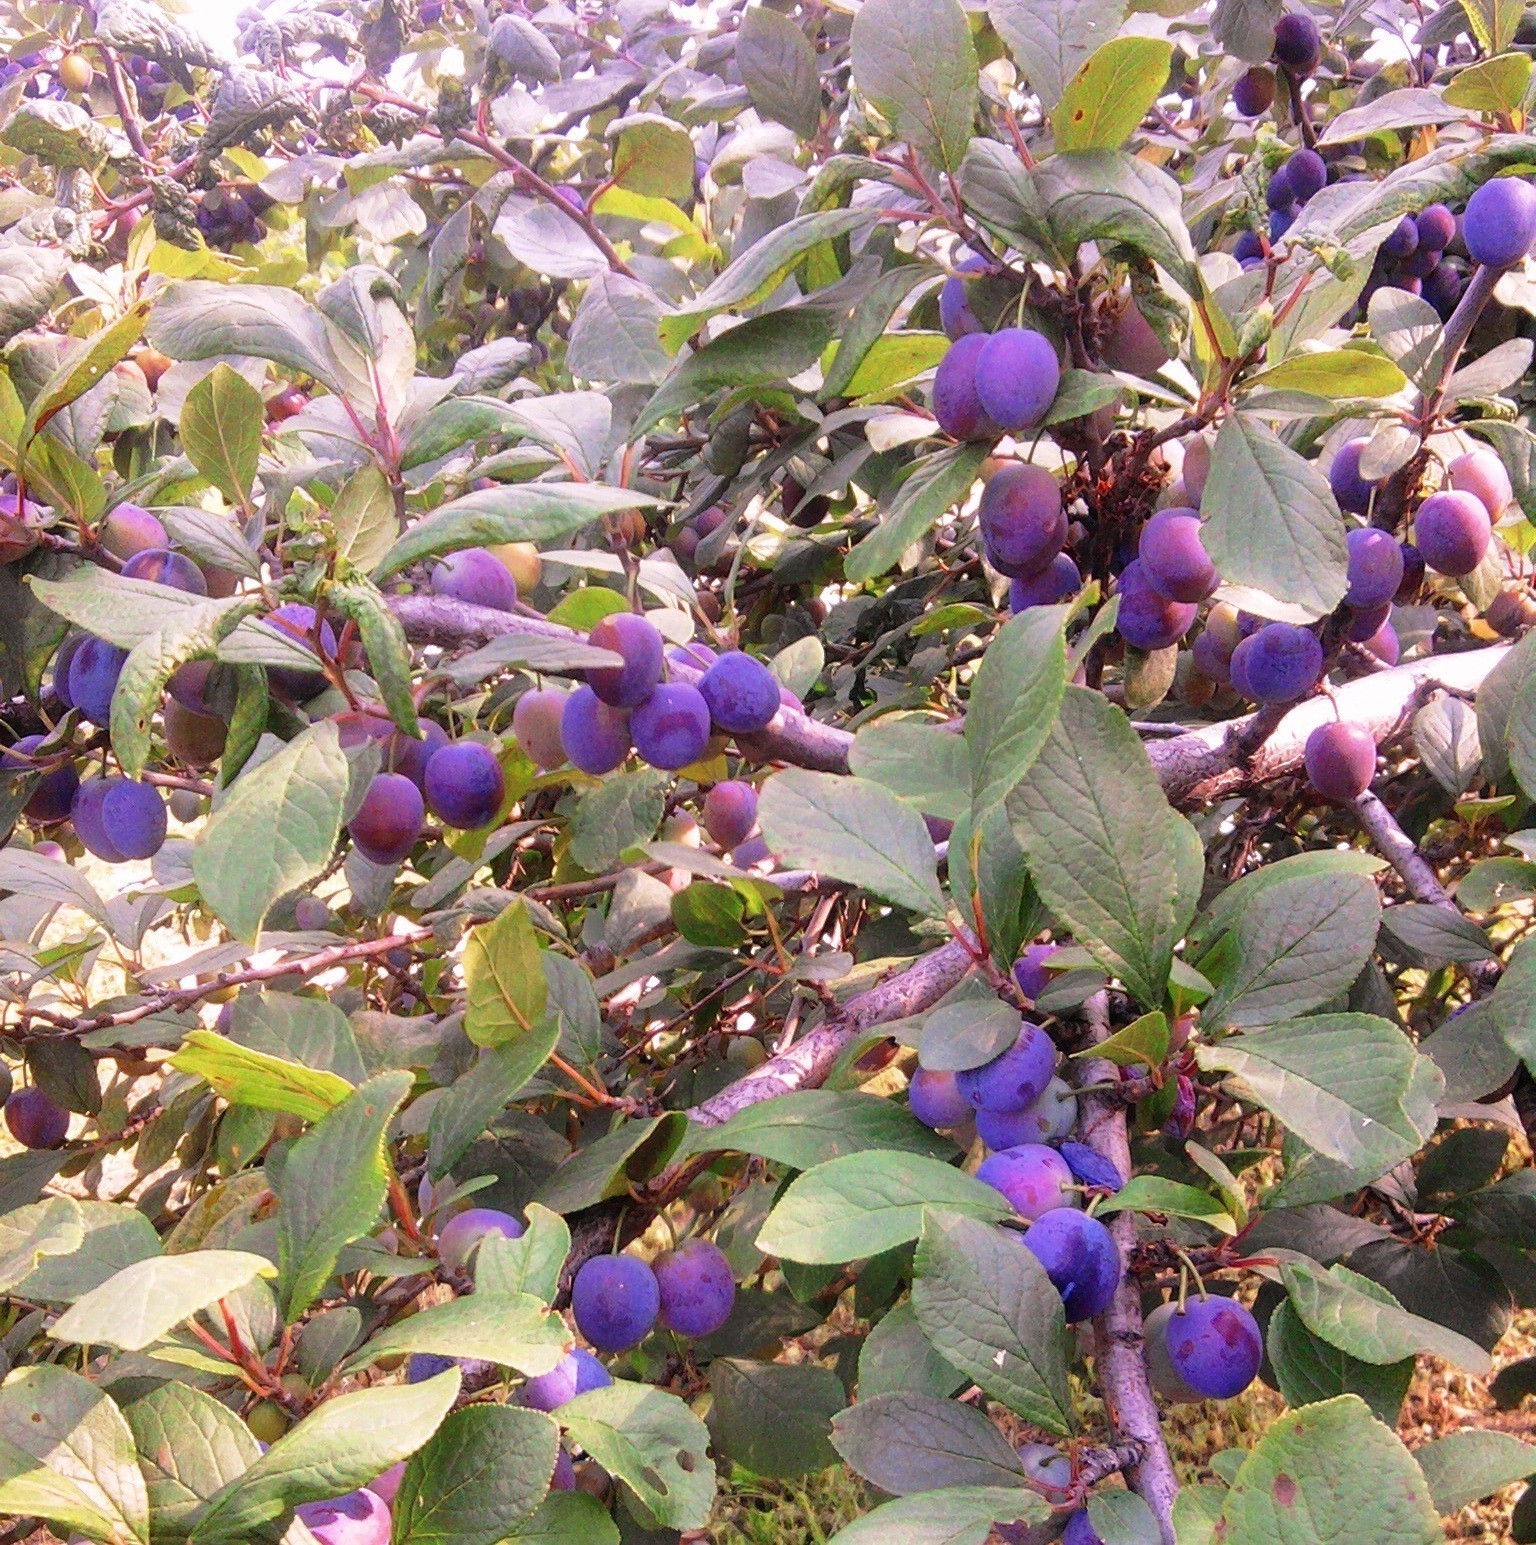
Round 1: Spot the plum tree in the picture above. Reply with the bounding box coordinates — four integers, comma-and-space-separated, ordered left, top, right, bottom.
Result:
571, 1254, 661, 1351
1021, 1209, 1122, 1322
698, 651, 781, 734
653, 1238, 736, 1336
975, 1143, 1076, 1219
587, 613, 666, 707
5, 1086, 69, 1149
630, 682, 712, 769
955, 1023, 1057, 1113
1415, 489, 1492, 576
430, 548, 518, 612
422, 742, 505, 830
437, 1206, 524, 1270
348, 773, 424, 865
978, 464, 1066, 580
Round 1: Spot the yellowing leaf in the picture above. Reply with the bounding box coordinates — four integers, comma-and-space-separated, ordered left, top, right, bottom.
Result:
1054, 38, 1173, 152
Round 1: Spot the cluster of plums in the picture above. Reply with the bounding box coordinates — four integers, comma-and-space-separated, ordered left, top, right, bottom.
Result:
512, 612, 787, 777
932, 323, 1061, 441
196, 185, 273, 250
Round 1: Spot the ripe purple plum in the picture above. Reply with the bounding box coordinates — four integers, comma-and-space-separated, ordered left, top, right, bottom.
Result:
522, 1349, 612, 1412
571, 1254, 661, 1351
1190, 630, 1232, 686
973, 327, 1061, 433
561, 686, 631, 774
423, 741, 505, 830
938, 255, 987, 341
1344, 601, 1390, 643
164, 700, 227, 767
1362, 617, 1400, 664
979, 464, 1066, 580
976, 1077, 1077, 1148
699, 651, 780, 734
1304, 721, 1377, 801
1161, 1295, 1264, 1399
1273, 11, 1321, 72
1063, 1511, 1105, 1545
1020, 1208, 1122, 1321
430, 547, 518, 612
909, 1067, 970, 1129
1415, 489, 1492, 576
1227, 623, 1322, 703
654, 1238, 736, 1337
1139, 508, 1216, 602
1448, 448, 1512, 518
348, 773, 424, 865
551, 1448, 576, 1490
1283, 148, 1326, 202
631, 683, 712, 769
294, 1489, 392, 1545
121, 548, 208, 594
932, 333, 998, 441
2, 736, 78, 823
956, 1022, 1057, 1113
71, 777, 167, 862
98, 503, 168, 560
1416, 203, 1456, 250
370, 1464, 404, 1508
1059, 1142, 1124, 1193
1232, 67, 1275, 115
265, 604, 337, 699
975, 1143, 1076, 1220
389, 720, 450, 791
588, 613, 666, 708
406, 1352, 459, 1383
68, 636, 128, 726
5, 1087, 69, 1149
1012, 944, 1062, 1002
1265, 166, 1294, 211
1463, 177, 1536, 268
1116, 560, 1197, 651
702, 780, 757, 849
438, 1206, 524, 1271
513, 689, 569, 769
1343, 526, 1405, 610
1328, 438, 1376, 514
1425, 260, 1464, 317
1009, 554, 1080, 611
1017, 1443, 1073, 1497
1397, 541, 1425, 598
169, 660, 217, 715
1382, 216, 1419, 259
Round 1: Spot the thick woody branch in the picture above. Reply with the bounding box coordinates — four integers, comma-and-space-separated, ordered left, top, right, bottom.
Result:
1074, 992, 1179, 1545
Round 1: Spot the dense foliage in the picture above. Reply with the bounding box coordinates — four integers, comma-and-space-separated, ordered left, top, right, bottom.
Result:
7, 0, 1536, 1540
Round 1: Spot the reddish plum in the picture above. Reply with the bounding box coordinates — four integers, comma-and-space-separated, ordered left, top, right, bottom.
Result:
1415, 489, 1492, 576
588, 613, 665, 708
1304, 721, 1376, 801
513, 688, 570, 768
1139, 508, 1216, 602
702, 780, 758, 849
979, 464, 1066, 580
349, 773, 424, 865
121, 548, 207, 594
1448, 448, 1512, 518
98, 503, 168, 560
295, 1489, 392, 1545
2, 736, 78, 823
4, 1086, 69, 1149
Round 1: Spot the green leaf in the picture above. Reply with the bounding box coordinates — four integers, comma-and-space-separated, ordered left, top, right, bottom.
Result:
1368, 287, 1447, 393
850, 0, 976, 174
822, 269, 941, 401
1195, 1014, 1429, 1169
679, 1090, 958, 1167
846, 442, 990, 584
918, 999, 1023, 1073
427, 1024, 560, 1179
988, 0, 1125, 109
965, 604, 1068, 826
831, 1392, 1029, 1495
1478, 626, 1536, 784
756, 1151, 1011, 1264
1461, 0, 1524, 54
671, 880, 747, 946
827, 1485, 1046, 1545
1491, 939, 1536, 1075
0, 1431, 121, 1545
374, 484, 660, 580
1008, 686, 1202, 1008
49, 1250, 274, 1351
179, 363, 262, 506
275, 1071, 412, 1320
10, 1199, 159, 1304
858, 1300, 965, 1400
463, 898, 549, 1047
475, 1204, 570, 1305
1217, 1395, 1441, 1545
1281, 1260, 1491, 1375
758, 769, 946, 917
911, 1210, 1074, 1434
659, 208, 874, 350
567, 766, 668, 872
1266, 1299, 1413, 1426
559, 1382, 713, 1532
1054, 38, 1171, 151
193, 721, 350, 944
227, 991, 367, 1084
1097, 1176, 1237, 1235
123, 1382, 262, 1537
1415, 1429, 1536, 1513
0, 1366, 149, 1545
1444, 51, 1533, 114
502, 1493, 619, 1544
393, 1405, 559, 1545
186, 1372, 459, 1541
170, 1029, 355, 1121
0, 1197, 83, 1293
534, 1114, 687, 1214
849, 719, 972, 823
1201, 411, 1349, 617
1247, 349, 1408, 400
329, 463, 400, 573
737, 6, 821, 138
1074, 1009, 1168, 1071
707, 1359, 845, 1478
343, 1290, 569, 1376
1201, 871, 1381, 1028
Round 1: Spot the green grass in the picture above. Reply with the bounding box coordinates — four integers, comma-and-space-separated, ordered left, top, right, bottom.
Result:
710, 1466, 870, 1544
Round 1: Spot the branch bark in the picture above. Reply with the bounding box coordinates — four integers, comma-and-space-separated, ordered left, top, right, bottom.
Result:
1075, 992, 1179, 1545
